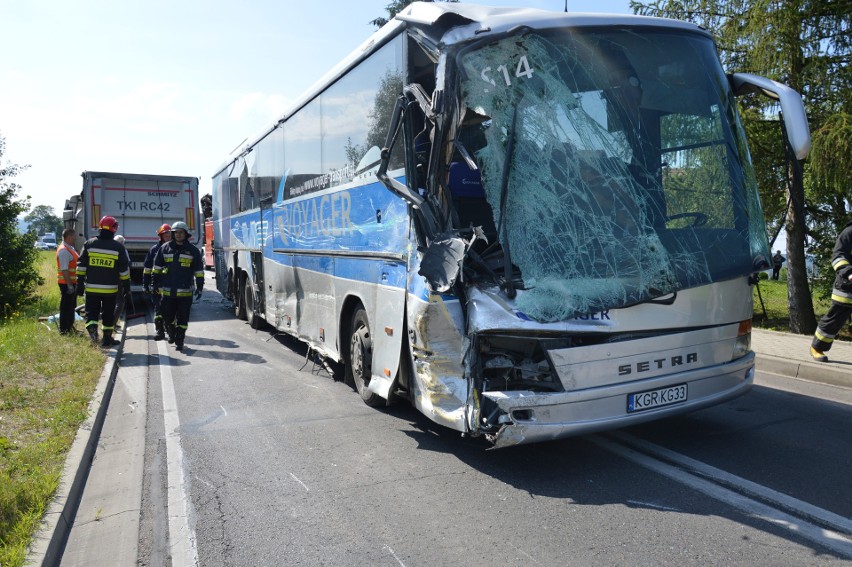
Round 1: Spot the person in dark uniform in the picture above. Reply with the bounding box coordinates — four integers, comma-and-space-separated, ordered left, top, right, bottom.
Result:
811, 221, 852, 362
152, 222, 204, 351
76, 216, 130, 347
143, 223, 171, 340
771, 250, 785, 280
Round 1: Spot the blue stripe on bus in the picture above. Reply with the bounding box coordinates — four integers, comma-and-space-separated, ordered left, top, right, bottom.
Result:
225, 178, 410, 254
257, 252, 409, 290
221, 174, 459, 302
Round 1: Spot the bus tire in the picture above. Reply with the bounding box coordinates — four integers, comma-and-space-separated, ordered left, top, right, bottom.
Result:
348, 306, 383, 407
234, 273, 248, 320
245, 278, 262, 329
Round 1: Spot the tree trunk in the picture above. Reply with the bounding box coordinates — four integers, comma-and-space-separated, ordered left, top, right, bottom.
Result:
786, 158, 816, 335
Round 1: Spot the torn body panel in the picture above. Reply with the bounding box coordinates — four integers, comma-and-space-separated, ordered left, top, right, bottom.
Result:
406, 290, 469, 432
482, 353, 754, 448
460, 278, 754, 446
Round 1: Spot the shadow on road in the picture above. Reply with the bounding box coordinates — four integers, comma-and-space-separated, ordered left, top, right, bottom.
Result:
368, 385, 851, 563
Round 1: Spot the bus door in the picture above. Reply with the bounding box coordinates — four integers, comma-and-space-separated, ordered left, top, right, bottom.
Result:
367, 260, 407, 399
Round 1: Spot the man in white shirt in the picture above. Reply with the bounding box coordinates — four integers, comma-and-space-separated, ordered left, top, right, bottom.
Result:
56, 228, 79, 335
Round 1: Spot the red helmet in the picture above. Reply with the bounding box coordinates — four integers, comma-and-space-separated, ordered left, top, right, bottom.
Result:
99, 216, 119, 233
157, 223, 172, 236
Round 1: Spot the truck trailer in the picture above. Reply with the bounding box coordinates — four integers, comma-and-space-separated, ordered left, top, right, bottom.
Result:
63, 171, 201, 291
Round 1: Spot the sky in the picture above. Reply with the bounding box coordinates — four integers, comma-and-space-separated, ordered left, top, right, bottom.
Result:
0, 0, 636, 218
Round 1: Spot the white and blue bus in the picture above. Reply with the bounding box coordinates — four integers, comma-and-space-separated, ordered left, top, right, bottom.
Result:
211, 3, 810, 447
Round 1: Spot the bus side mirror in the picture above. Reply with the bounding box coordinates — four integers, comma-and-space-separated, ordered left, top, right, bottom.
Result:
730, 73, 811, 160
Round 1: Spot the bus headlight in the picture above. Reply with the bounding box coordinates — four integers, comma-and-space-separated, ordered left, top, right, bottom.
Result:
732, 320, 751, 360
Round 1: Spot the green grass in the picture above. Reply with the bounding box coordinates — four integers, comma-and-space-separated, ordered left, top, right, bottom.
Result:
752, 272, 852, 342
0, 251, 106, 567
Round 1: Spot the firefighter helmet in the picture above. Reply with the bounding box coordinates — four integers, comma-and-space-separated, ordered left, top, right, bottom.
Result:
170, 221, 191, 237
157, 223, 172, 236
98, 216, 119, 232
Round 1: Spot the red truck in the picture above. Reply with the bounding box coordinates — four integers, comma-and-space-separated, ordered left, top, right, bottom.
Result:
204, 218, 214, 270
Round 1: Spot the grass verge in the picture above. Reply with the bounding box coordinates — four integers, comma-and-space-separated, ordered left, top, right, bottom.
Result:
0, 251, 106, 567
752, 275, 852, 342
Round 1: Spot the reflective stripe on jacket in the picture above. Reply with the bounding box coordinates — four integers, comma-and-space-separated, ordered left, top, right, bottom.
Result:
152, 240, 204, 298
829, 221, 852, 301
56, 242, 79, 284
142, 241, 164, 287
77, 236, 131, 294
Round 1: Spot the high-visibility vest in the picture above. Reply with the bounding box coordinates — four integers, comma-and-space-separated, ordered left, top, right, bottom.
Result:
56, 242, 79, 285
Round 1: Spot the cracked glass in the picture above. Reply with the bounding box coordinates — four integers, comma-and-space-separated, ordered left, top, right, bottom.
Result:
456, 29, 769, 322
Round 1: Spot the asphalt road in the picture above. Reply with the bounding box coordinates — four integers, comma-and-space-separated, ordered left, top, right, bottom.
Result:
60, 282, 852, 566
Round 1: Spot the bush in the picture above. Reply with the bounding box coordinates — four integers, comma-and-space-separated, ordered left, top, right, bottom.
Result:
0, 135, 42, 318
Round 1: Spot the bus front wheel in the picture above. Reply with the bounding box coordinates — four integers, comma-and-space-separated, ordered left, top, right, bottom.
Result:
348, 307, 383, 407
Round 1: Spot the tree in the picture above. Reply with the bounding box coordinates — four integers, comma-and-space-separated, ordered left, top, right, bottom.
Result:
24, 204, 63, 236
630, 0, 851, 334
370, 0, 458, 28
0, 134, 42, 318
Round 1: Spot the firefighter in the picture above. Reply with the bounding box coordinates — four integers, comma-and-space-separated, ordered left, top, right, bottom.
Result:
76, 216, 131, 347
142, 223, 171, 340
152, 221, 204, 351
811, 220, 852, 362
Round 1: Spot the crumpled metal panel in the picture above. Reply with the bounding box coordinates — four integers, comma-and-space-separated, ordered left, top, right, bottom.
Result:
407, 291, 469, 432
466, 279, 752, 334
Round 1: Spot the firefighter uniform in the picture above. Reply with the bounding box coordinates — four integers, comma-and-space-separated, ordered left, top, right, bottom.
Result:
811, 220, 852, 361
143, 223, 171, 340
152, 222, 204, 351
77, 216, 130, 347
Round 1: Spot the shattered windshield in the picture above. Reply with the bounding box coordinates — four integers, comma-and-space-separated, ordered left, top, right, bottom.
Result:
455, 29, 768, 322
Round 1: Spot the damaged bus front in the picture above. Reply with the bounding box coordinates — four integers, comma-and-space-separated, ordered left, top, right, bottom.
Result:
385, 9, 810, 447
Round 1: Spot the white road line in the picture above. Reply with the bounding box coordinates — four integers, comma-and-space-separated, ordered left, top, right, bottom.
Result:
507, 542, 542, 564
289, 472, 310, 492
158, 340, 200, 566
590, 434, 852, 559
383, 544, 407, 567
610, 431, 852, 536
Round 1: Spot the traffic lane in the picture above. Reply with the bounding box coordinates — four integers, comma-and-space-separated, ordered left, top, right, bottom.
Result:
618, 371, 852, 520
164, 302, 847, 566
176, 386, 847, 566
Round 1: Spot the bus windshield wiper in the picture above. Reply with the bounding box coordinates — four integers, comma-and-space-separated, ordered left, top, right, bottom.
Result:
497, 94, 522, 299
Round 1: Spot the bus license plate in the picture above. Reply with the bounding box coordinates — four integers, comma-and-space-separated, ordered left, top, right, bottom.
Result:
627, 384, 688, 413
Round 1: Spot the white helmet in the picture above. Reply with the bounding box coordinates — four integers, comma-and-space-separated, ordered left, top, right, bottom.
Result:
170, 221, 191, 237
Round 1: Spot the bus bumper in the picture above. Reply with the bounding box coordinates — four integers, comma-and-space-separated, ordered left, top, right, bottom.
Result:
481, 352, 755, 448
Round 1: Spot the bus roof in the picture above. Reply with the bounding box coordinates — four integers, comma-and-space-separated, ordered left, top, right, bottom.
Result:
213, 2, 706, 177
